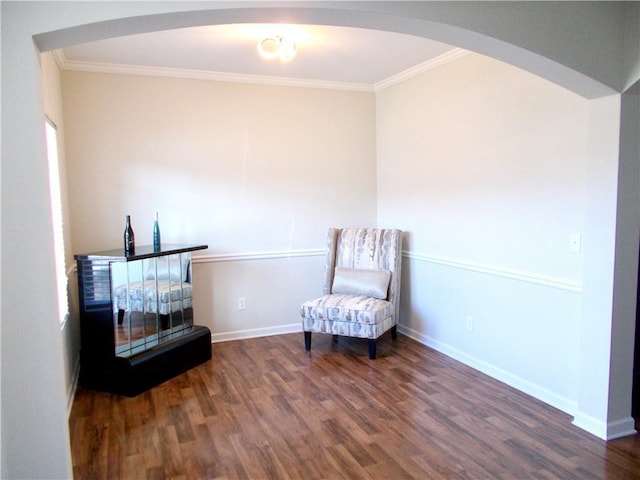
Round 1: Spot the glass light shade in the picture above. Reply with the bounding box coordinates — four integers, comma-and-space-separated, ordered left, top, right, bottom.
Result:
258, 35, 297, 62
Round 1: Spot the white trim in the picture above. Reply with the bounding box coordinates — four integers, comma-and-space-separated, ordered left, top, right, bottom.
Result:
396, 323, 578, 418
403, 251, 583, 294
67, 248, 324, 268
572, 413, 637, 440
399, 322, 637, 440
51, 49, 66, 69
58, 58, 374, 92
375, 48, 472, 91
70, 248, 580, 294
193, 248, 324, 264
572, 413, 608, 440
605, 417, 638, 440
54, 47, 470, 93
67, 353, 81, 418
211, 323, 301, 343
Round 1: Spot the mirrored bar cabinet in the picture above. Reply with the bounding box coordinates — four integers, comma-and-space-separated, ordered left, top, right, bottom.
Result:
75, 244, 211, 396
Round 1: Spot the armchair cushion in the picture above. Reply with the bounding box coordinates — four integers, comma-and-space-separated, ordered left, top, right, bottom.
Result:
301, 294, 394, 338
331, 267, 391, 300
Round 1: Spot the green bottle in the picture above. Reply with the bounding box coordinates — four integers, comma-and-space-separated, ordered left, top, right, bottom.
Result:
153, 212, 161, 252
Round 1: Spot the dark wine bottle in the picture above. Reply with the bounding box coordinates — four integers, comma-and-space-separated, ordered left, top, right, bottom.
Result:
153, 211, 161, 252
124, 215, 135, 256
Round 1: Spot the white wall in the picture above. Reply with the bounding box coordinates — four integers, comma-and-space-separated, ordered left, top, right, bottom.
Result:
377, 54, 590, 412
62, 71, 377, 337
1, 11, 73, 478
575, 92, 640, 439
609, 82, 640, 427
378, 54, 588, 280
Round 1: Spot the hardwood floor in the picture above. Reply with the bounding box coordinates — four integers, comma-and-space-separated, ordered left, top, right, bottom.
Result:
69, 333, 640, 479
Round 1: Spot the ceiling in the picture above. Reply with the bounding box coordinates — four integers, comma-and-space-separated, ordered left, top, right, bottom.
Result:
58, 23, 463, 90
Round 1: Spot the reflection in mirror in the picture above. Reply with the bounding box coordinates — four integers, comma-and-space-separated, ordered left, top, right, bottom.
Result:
112, 252, 194, 357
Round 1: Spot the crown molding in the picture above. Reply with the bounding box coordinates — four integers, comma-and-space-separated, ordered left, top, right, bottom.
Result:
55, 53, 374, 92
54, 47, 470, 92
375, 48, 471, 91
52, 48, 67, 69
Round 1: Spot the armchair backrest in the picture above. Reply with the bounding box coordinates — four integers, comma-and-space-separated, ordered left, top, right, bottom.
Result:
322, 228, 403, 321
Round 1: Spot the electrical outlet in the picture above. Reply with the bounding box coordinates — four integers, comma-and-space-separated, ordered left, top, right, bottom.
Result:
465, 316, 473, 332
238, 297, 247, 311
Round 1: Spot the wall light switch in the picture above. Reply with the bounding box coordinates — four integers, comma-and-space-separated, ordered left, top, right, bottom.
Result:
569, 233, 582, 253
465, 316, 473, 332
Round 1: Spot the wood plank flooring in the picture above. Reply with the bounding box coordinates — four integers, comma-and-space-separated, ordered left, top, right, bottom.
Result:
69, 333, 640, 479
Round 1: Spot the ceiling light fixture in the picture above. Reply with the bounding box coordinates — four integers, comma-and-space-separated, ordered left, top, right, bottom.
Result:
257, 35, 297, 62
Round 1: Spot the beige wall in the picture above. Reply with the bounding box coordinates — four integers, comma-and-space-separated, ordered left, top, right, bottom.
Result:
41, 52, 81, 414
377, 53, 589, 281
377, 54, 590, 412
62, 71, 377, 337
62, 72, 376, 253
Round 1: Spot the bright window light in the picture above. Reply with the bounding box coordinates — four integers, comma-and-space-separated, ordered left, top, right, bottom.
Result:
45, 119, 69, 325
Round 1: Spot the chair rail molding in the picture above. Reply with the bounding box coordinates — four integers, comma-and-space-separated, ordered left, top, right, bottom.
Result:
193, 248, 325, 263
71, 248, 581, 294
193, 248, 583, 294
402, 250, 583, 294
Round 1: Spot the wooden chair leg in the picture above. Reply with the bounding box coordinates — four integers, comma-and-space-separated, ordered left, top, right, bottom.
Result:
391, 325, 398, 340
368, 339, 377, 360
304, 331, 312, 351
117, 309, 125, 325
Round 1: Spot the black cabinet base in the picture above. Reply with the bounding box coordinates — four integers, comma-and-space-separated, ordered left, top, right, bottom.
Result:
79, 325, 212, 397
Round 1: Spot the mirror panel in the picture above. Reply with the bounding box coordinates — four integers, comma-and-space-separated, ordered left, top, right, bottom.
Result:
112, 252, 194, 358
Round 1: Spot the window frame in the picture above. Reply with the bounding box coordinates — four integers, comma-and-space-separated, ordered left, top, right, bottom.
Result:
45, 116, 69, 326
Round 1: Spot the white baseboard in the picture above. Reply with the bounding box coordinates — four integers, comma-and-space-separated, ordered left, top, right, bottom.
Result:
605, 417, 638, 440
67, 353, 81, 418
398, 323, 639, 441
572, 413, 607, 440
211, 323, 302, 343
396, 324, 578, 417
572, 413, 637, 440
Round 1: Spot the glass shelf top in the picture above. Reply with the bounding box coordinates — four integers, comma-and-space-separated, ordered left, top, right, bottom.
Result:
74, 243, 208, 262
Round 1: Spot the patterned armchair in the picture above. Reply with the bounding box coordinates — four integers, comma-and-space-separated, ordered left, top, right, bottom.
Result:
300, 228, 402, 359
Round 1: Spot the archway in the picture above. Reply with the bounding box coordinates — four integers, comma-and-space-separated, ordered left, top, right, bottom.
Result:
33, 4, 621, 99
